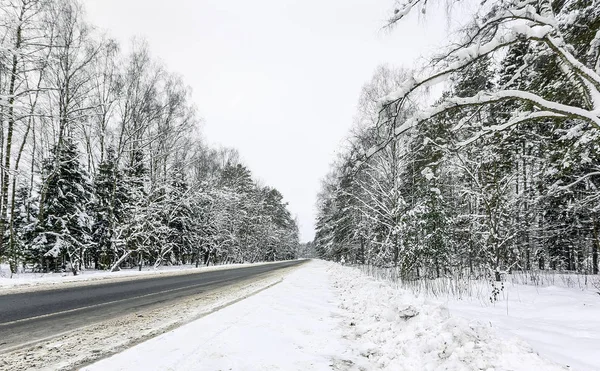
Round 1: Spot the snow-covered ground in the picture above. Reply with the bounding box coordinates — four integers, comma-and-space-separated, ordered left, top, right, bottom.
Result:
331, 263, 567, 371
0, 261, 276, 293
84, 261, 567, 371
83, 260, 355, 371
447, 283, 600, 371
356, 266, 599, 371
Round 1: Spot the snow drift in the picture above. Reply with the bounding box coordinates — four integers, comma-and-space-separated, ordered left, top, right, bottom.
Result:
328, 263, 566, 371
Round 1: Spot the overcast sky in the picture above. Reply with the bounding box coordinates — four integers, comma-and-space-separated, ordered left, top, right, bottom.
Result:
82, 0, 452, 242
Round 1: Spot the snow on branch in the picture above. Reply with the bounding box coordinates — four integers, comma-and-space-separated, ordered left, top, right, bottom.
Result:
362, 0, 600, 166
356, 87, 597, 171
383, 0, 600, 111
388, 0, 424, 25
456, 110, 565, 147
380, 23, 553, 107
444, 90, 600, 128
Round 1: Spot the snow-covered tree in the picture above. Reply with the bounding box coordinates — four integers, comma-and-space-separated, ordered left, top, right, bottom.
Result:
316, 0, 600, 278
32, 138, 94, 274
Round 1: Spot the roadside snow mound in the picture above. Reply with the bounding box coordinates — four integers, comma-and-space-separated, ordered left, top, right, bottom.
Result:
327, 263, 566, 371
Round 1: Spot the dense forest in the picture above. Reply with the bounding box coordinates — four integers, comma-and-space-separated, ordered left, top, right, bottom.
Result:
0, 0, 299, 275
315, 0, 600, 280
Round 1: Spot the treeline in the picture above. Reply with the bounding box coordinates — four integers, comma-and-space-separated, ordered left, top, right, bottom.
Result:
0, 0, 299, 274
315, 0, 600, 280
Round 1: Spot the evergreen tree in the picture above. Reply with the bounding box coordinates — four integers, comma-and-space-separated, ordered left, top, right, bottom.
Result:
92, 148, 128, 269
32, 139, 94, 275
8, 185, 36, 273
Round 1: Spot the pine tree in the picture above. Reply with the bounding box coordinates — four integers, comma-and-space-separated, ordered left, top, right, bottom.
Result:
160, 162, 193, 266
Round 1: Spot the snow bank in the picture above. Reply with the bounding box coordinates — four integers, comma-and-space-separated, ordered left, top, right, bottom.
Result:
328, 263, 566, 371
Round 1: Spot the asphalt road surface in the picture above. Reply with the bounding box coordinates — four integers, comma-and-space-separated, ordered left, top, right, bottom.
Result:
0, 260, 304, 352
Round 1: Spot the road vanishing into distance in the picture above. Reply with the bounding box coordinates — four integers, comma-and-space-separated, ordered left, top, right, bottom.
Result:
0, 260, 304, 352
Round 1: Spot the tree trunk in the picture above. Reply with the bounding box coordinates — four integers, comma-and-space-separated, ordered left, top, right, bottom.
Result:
0, 11, 24, 263
204, 249, 210, 266
592, 217, 599, 275
494, 268, 501, 282
110, 249, 133, 272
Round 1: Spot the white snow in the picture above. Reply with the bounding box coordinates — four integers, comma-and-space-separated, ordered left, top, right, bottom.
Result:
421, 166, 435, 181
83, 261, 570, 371
447, 283, 600, 371
331, 264, 567, 371
83, 260, 353, 371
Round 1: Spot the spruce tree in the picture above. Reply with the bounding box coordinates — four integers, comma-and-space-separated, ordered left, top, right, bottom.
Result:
32, 139, 94, 274
92, 148, 128, 269
120, 149, 150, 271
8, 185, 35, 273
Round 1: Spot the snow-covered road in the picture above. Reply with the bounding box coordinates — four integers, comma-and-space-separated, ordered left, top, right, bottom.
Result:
84, 261, 570, 371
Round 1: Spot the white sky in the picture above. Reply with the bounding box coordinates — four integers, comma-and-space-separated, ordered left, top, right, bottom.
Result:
82, 0, 453, 242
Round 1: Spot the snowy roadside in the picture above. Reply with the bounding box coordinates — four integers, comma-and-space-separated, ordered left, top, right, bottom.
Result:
328, 263, 567, 371
355, 265, 599, 371
0, 261, 290, 294
447, 284, 600, 371
83, 260, 355, 371
0, 263, 302, 371
83, 260, 564, 371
